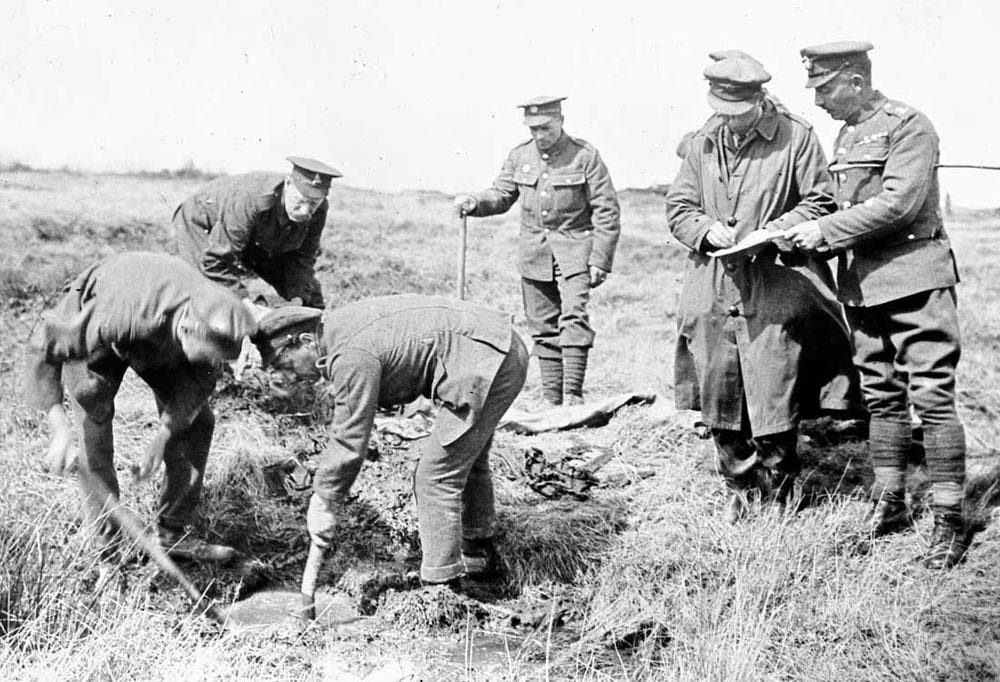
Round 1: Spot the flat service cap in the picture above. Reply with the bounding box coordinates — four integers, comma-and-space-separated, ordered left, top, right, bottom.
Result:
704, 56, 771, 115
708, 50, 764, 68
799, 41, 874, 88
518, 95, 566, 126
287, 156, 342, 200
251, 306, 323, 364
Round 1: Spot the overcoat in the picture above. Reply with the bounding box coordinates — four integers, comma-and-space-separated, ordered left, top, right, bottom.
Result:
666, 102, 860, 435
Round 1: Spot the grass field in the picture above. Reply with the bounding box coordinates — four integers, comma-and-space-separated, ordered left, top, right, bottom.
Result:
1, 170, 999, 681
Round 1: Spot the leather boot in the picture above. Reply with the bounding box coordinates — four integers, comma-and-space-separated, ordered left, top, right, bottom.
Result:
562, 347, 588, 405
159, 528, 237, 564
869, 490, 913, 538
924, 508, 970, 570
461, 536, 505, 582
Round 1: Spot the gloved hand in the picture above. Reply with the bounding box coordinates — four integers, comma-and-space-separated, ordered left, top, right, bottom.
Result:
231, 336, 264, 380
588, 265, 609, 288
306, 493, 340, 549
453, 194, 477, 217
44, 404, 76, 475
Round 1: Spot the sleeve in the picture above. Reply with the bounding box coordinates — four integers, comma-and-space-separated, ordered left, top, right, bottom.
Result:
312, 351, 382, 504
665, 145, 716, 252
470, 150, 521, 217
817, 114, 938, 248
764, 128, 838, 232
279, 203, 326, 308
200, 190, 260, 299
585, 149, 622, 272
23, 297, 98, 410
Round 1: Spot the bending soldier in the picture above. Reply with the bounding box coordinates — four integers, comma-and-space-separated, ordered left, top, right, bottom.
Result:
25, 252, 256, 563
785, 42, 970, 568
453, 96, 621, 406
253, 295, 527, 587
173, 156, 341, 311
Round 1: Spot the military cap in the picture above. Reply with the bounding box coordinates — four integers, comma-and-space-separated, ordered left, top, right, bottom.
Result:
518, 95, 567, 126
188, 284, 258, 351
704, 56, 771, 115
286, 156, 342, 200
251, 305, 323, 365
799, 41, 874, 88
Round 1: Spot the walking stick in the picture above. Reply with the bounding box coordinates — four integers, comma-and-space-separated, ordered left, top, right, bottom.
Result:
457, 213, 468, 300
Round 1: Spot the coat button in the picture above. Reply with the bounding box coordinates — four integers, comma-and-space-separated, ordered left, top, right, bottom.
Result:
842, 201, 852, 209
728, 305, 740, 317
540, 191, 548, 197
837, 147, 846, 155
727, 217, 737, 227
542, 173, 549, 179
839, 173, 847, 182
907, 234, 915, 240
542, 210, 549, 216
542, 153, 550, 160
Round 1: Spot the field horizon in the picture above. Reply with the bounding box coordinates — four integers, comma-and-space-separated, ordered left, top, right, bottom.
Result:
2, 169, 999, 681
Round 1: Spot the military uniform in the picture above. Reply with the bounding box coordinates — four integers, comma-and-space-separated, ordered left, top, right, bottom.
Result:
467, 96, 620, 404
801, 41, 967, 568
173, 157, 341, 309
25, 252, 256, 558
667, 55, 860, 514
296, 295, 528, 583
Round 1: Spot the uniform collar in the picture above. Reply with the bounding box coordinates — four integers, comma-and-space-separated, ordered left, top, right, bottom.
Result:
846, 90, 887, 125
537, 132, 570, 157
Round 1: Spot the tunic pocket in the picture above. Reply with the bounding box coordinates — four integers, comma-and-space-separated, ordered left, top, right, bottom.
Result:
550, 172, 587, 213
831, 142, 889, 206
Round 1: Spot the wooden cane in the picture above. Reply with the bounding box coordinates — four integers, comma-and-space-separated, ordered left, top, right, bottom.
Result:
298, 541, 326, 625
457, 213, 468, 300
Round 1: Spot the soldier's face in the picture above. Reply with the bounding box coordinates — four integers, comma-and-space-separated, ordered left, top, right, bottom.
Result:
721, 100, 762, 136
813, 74, 863, 121
528, 118, 564, 151
283, 179, 326, 223
266, 341, 321, 397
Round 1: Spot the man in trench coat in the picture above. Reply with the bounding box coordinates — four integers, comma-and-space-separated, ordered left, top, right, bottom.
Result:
253, 295, 528, 586
24, 252, 257, 563
666, 55, 860, 521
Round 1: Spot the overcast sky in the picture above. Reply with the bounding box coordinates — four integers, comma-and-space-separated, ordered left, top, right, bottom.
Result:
2, 1, 998, 206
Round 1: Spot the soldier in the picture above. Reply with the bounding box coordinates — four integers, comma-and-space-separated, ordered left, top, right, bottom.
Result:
252, 295, 528, 587
453, 96, 621, 407
785, 42, 969, 568
666, 55, 859, 522
25, 252, 257, 563
173, 156, 341, 310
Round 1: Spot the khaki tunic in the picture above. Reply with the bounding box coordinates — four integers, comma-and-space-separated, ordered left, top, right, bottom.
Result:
666, 102, 860, 435
311, 295, 516, 503
470, 133, 621, 280
817, 92, 959, 306
173, 172, 327, 307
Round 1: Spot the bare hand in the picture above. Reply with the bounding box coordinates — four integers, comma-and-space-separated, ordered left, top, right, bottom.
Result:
783, 221, 827, 251
453, 194, 477, 217
44, 405, 76, 475
589, 265, 609, 288
132, 424, 171, 481
704, 221, 737, 249
307, 493, 340, 549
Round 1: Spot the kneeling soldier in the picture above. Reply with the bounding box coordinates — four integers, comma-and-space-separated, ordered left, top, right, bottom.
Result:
253, 295, 528, 586
25, 252, 257, 563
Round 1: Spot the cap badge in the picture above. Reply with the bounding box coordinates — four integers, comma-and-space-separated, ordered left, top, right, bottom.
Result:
522, 164, 531, 172
802, 56, 813, 70
530, 106, 539, 113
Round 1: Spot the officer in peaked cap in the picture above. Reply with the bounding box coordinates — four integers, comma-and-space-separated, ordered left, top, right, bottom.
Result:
784, 41, 969, 569
173, 156, 342, 312
24, 252, 257, 566
666, 54, 859, 523
452, 95, 621, 407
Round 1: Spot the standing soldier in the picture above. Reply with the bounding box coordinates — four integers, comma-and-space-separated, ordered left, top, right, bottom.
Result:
173, 156, 341, 311
253, 296, 528, 587
785, 42, 969, 568
453, 96, 621, 407
666, 55, 859, 522
25, 252, 257, 563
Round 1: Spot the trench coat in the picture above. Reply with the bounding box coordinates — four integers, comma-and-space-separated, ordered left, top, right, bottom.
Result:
666, 102, 860, 436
